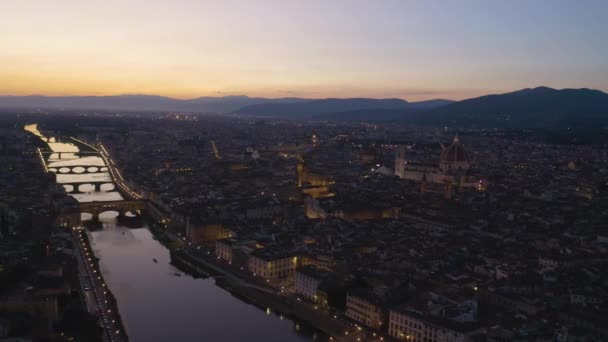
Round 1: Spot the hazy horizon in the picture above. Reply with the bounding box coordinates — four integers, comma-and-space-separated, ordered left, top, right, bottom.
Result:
1, 85, 605, 103
2, 0, 608, 101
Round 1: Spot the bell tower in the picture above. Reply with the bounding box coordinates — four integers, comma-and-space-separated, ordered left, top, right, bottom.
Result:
297, 158, 305, 188
395, 145, 406, 178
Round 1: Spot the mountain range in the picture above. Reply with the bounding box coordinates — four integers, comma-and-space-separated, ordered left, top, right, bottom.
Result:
423, 87, 608, 128
0, 95, 307, 113
2, 87, 608, 129
237, 87, 608, 128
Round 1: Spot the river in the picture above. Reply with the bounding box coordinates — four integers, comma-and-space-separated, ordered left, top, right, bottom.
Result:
25, 124, 313, 342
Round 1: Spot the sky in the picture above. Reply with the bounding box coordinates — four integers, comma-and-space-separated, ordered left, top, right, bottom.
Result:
1, 0, 607, 101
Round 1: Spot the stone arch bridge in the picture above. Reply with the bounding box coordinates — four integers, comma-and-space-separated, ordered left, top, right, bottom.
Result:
79, 200, 146, 221
49, 165, 109, 174
62, 182, 115, 194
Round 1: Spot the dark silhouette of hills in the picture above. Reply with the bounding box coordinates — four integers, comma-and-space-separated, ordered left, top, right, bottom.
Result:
406, 99, 454, 109
236, 98, 412, 117
313, 87, 608, 128
311, 99, 454, 121
2, 87, 607, 129
0, 94, 449, 117
0, 95, 307, 113
425, 87, 608, 128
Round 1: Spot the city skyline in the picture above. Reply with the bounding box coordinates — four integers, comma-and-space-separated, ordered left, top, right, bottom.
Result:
3, 2, 608, 341
2, 0, 608, 101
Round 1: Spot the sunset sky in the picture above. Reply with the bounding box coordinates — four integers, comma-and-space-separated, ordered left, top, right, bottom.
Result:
2, 0, 607, 101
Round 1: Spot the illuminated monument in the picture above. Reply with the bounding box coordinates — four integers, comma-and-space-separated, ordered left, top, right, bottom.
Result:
395, 135, 478, 198
394, 145, 407, 179
439, 134, 470, 173
297, 158, 334, 198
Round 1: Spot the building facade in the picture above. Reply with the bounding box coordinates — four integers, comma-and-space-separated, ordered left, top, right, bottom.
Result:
294, 265, 327, 301
389, 309, 471, 342
248, 249, 298, 286
395, 135, 479, 198
346, 291, 385, 329
215, 238, 235, 263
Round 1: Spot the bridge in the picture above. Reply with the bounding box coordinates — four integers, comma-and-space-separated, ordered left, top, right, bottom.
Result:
79, 200, 146, 221
62, 182, 115, 194
73, 142, 145, 220
40, 150, 98, 159
31, 131, 146, 221
48, 166, 109, 174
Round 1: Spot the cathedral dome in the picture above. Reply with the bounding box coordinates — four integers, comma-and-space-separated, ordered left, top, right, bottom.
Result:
440, 135, 470, 171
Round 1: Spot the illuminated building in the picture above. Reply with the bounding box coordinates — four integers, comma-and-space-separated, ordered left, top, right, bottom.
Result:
439, 135, 470, 173
297, 158, 333, 188
215, 238, 257, 264
248, 248, 298, 286
389, 308, 475, 342
301, 254, 336, 272
346, 290, 385, 329
295, 265, 328, 302
216, 238, 236, 263
395, 135, 478, 198
297, 158, 335, 198
304, 197, 400, 221
186, 221, 231, 244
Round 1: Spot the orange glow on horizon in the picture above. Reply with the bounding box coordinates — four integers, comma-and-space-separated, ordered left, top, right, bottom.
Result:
2, 1, 606, 102
0, 65, 484, 101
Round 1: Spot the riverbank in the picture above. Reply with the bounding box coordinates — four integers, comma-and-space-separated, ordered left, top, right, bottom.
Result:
171, 249, 362, 341
147, 218, 365, 342
84, 134, 366, 341
75, 227, 129, 342
25, 125, 130, 341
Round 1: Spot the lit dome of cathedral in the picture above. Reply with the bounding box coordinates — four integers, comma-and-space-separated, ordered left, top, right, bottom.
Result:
440, 134, 470, 171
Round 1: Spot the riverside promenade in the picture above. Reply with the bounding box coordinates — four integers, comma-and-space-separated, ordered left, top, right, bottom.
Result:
73, 228, 128, 342
171, 248, 382, 342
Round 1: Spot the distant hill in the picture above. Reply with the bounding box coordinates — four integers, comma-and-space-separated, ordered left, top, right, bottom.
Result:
406, 99, 454, 110
313, 99, 454, 121
236, 98, 411, 118
301, 87, 608, 128
424, 87, 608, 128
315, 107, 423, 121
3, 88, 607, 130
0, 94, 450, 117
0, 95, 307, 113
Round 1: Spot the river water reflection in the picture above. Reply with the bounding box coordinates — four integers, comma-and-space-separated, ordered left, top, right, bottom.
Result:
25, 123, 123, 203
90, 217, 310, 342
25, 124, 311, 342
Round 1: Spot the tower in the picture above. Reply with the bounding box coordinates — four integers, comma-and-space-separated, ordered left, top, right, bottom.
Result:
297, 158, 305, 188
395, 145, 406, 178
